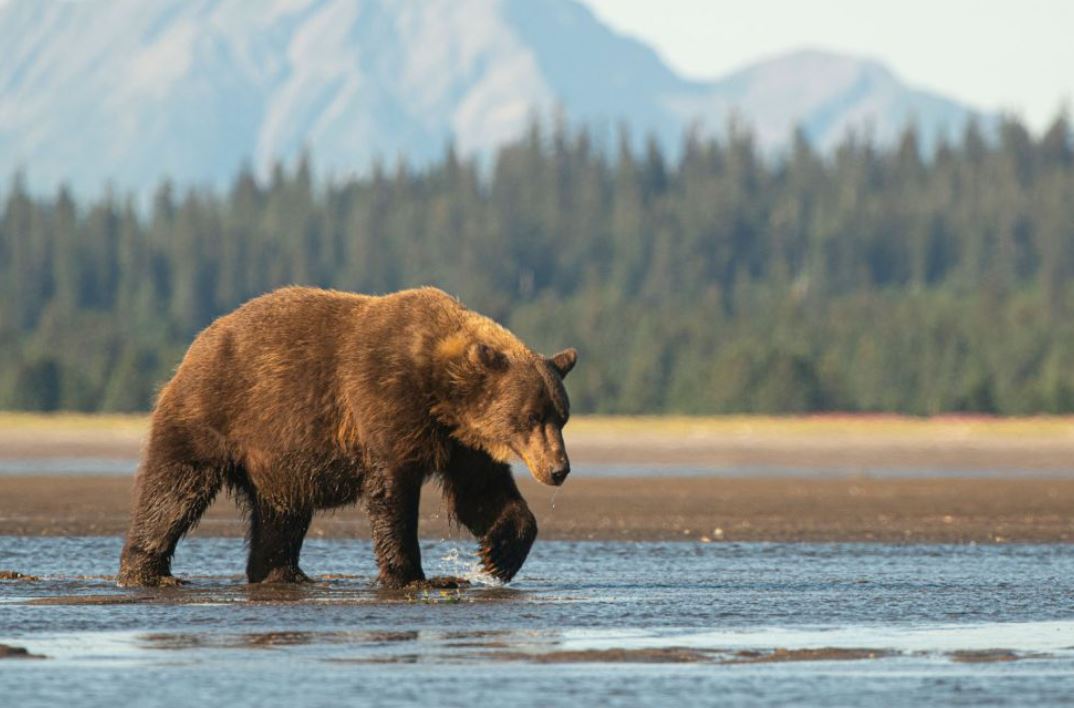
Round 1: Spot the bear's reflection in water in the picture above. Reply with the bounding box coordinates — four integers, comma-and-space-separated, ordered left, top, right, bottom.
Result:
27, 579, 530, 607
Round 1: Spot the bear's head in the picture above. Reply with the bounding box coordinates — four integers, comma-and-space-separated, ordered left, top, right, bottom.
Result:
433, 334, 577, 486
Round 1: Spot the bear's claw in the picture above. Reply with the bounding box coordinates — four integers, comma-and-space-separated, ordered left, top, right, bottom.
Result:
255, 567, 313, 584
116, 573, 186, 588
406, 576, 471, 590
479, 504, 537, 582
479, 544, 522, 583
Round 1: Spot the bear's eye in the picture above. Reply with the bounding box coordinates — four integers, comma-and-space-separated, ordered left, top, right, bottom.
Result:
527, 413, 542, 428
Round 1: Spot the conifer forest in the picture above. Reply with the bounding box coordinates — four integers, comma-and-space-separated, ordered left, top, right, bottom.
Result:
3, 117, 1074, 414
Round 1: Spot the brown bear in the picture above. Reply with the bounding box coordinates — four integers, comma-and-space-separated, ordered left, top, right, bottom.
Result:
117, 286, 576, 589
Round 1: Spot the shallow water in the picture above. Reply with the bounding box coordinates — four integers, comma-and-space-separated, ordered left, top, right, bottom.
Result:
3, 538, 1074, 706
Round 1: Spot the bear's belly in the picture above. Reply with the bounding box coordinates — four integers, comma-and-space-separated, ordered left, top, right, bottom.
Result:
244, 450, 366, 510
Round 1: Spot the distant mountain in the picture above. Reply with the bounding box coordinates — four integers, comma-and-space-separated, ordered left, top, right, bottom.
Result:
0, 0, 992, 196
682, 49, 989, 153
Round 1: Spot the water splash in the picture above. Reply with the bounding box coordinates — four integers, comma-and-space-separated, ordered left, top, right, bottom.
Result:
434, 543, 501, 587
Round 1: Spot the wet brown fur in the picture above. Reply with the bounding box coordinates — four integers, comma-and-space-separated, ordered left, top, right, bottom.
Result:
117, 286, 576, 588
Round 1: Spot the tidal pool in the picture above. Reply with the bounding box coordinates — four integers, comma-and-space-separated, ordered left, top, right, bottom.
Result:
3, 537, 1074, 706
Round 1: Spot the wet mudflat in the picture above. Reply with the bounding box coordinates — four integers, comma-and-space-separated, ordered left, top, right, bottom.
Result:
6, 473, 1074, 543
3, 538, 1074, 706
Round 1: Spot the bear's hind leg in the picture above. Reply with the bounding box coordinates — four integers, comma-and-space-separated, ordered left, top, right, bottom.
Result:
118, 459, 224, 587
246, 500, 313, 584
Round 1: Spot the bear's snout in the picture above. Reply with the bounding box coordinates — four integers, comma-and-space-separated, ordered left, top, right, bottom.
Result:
521, 454, 571, 487
515, 429, 571, 487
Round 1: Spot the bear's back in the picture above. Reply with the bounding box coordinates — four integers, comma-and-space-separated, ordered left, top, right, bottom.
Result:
153, 286, 466, 454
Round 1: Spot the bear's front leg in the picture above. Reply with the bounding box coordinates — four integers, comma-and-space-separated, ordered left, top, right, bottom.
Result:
363, 467, 468, 589
441, 446, 538, 583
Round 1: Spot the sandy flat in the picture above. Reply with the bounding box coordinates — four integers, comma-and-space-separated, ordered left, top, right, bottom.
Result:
4, 414, 1074, 471
2, 414, 1074, 543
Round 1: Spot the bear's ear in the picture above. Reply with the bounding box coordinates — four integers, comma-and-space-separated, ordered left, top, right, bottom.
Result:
469, 342, 508, 372
549, 348, 577, 378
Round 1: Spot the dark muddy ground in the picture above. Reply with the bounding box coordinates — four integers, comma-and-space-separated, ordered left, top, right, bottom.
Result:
4, 473, 1074, 542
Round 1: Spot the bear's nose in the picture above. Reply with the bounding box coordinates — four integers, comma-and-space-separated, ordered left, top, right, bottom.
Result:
550, 463, 570, 486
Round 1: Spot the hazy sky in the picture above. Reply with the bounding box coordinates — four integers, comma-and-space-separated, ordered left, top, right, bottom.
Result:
580, 0, 1073, 132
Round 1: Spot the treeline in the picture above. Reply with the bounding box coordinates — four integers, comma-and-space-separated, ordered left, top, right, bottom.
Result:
2, 116, 1074, 414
